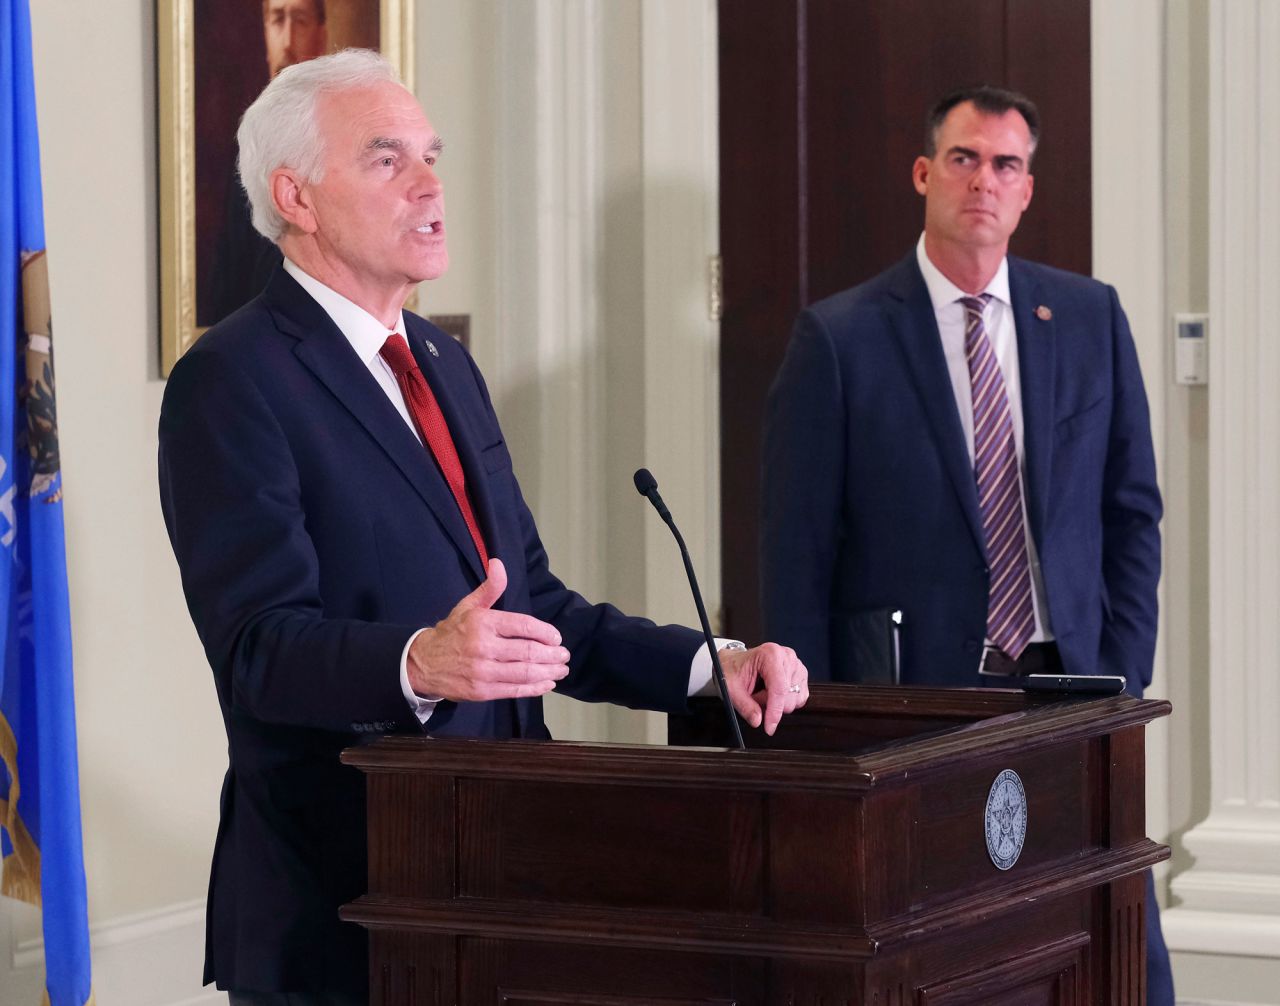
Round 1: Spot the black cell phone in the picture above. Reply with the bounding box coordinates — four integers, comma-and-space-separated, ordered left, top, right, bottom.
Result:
1020, 674, 1127, 695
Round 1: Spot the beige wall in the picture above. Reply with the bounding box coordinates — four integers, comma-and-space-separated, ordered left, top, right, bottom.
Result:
30, 0, 221, 926
1163, 0, 1212, 912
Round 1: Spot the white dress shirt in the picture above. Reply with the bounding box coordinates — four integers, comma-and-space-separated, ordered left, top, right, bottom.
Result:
283, 259, 723, 724
913, 236, 1054, 650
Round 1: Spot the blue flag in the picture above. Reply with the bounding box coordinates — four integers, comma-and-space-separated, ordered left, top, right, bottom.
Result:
0, 1, 94, 1004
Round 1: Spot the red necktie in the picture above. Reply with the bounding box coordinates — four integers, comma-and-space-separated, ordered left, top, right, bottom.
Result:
379, 333, 489, 566
962, 295, 1035, 659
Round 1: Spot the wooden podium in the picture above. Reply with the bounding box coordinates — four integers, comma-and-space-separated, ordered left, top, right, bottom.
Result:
341, 685, 1170, 1004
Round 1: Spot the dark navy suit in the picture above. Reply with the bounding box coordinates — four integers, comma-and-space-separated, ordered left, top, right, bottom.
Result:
761, 251, 1171, 1000
762, 251, 1162, 695
159, 268, 701, 996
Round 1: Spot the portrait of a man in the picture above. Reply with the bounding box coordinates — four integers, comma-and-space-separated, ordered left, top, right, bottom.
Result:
194, 0, 380, 328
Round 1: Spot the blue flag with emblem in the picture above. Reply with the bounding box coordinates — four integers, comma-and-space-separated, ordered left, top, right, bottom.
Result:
0, 1, 94, 1003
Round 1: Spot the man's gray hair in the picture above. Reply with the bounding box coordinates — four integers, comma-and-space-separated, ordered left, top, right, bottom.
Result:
237, 48, 401, 242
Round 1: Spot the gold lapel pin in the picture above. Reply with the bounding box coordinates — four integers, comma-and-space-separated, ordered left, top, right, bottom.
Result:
1035, 305, 1053, 321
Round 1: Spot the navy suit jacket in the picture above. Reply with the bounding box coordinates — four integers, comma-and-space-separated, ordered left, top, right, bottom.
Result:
159, 268, 702, 994
761, 251, 1162, 696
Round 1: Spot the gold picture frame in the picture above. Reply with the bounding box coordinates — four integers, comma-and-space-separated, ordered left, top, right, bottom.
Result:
158, 0, 414, 376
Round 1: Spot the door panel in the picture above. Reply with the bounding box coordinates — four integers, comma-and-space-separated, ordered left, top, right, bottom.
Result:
719, 0, 1091, 643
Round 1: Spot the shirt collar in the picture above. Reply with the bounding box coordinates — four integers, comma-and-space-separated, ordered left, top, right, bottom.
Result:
914, 233, 1011, 312
283, 258, 406, 364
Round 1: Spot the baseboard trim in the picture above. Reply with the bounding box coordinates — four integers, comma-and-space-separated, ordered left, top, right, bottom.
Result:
1163, 906, 1280, 957
6, 897, 220, 1006
168, 993, 226, 1006
14, 897, 205, 966
1179, 1000, 1272, 1006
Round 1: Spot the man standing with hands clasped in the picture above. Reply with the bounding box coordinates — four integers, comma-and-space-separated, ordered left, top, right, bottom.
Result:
161, 49, 807, 1006
761, 86, 1171, 1002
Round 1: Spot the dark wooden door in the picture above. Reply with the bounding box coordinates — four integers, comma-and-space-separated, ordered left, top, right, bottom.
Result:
719, 0, 1092, 642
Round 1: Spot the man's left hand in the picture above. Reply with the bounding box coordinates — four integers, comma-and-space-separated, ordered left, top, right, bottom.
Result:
718, 643, 808, 736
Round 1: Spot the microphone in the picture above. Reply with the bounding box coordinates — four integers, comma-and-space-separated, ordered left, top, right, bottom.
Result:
633, 468, 745, 750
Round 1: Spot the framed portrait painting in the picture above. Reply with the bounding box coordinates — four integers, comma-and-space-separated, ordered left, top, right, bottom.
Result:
158, 0, 413, 375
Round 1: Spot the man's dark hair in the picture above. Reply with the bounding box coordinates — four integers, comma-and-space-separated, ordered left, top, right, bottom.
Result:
924, 85, 1040, 159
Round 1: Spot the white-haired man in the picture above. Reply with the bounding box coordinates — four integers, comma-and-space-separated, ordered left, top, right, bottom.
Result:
159, 50, 808, 1005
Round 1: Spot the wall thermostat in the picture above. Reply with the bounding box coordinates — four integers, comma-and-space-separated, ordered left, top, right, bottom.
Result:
1173, 313, 1208, 386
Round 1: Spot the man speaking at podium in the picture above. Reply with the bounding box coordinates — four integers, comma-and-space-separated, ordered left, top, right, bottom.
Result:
159, 50, 807, 1006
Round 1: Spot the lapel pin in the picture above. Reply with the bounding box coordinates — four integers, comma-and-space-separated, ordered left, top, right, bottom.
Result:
425, 339, 439, 357
1035, 305, 1053, 321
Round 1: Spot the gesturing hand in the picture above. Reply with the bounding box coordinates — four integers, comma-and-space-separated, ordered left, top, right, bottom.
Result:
406, 558, 570, 702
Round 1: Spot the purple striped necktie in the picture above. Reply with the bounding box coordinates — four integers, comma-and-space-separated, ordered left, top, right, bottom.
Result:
962, 294, 1035, 661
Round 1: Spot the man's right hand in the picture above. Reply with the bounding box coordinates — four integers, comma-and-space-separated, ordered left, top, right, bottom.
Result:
406, 558, 570, 701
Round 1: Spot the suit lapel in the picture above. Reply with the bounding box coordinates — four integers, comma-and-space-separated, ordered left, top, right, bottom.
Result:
265, 271, 486, 582
403, 320, 500, 587
884, 255, 986, 557
1008, 258, 1054, 546
404, 322, 525, 730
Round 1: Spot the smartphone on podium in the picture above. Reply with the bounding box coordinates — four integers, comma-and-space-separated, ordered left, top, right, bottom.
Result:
1020, 674, 1126, 696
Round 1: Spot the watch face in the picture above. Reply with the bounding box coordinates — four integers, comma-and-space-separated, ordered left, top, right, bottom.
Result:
984, 769, 1028, 871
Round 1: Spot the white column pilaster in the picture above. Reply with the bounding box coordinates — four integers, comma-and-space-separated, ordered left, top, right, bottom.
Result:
494, 0, 610, 741
639, 0, 721, 621
1091, 0, 1169, 854
494, 0, 606, 597
492, 2, 719, 745
1163, 0, 1280, 959
635, 0, 721, 743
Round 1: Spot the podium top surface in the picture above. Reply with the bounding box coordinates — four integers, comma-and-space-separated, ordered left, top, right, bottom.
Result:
342, 684, 1170, 794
